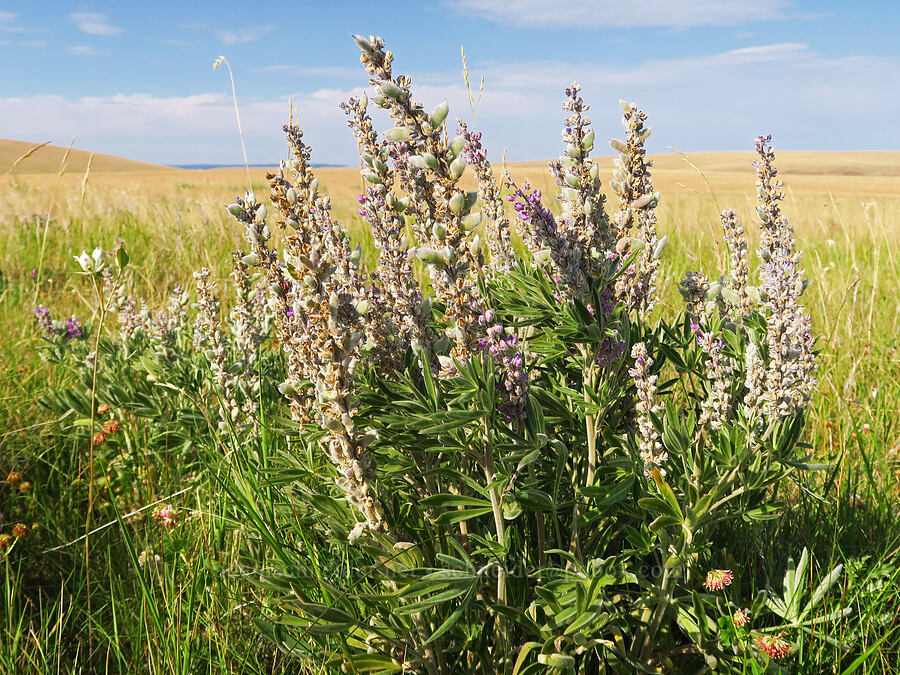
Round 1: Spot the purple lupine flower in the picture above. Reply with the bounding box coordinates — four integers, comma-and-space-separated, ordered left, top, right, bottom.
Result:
478, 311, 528, 422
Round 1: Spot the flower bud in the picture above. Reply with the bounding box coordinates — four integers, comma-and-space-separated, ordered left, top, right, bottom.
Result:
255, 203, 267, 223
358, 91, 368, 112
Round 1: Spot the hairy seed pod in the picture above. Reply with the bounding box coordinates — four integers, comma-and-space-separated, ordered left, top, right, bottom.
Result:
609, 138, 628, 154
384, 127, 411, 142
378, 79, 406, 102
460, 212, 482, 231
449, 135, 465, 157
430, 101, 449, 128
448, 192, 464, 214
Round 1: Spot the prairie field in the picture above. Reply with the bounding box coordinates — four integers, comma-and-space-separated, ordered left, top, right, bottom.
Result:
1, 141, 899, 673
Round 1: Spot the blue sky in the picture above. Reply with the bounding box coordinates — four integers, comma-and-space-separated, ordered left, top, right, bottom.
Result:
1, 1, 898, 165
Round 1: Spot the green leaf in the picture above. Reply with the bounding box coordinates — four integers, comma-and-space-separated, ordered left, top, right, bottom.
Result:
434, 506, 493, 525
420, 494, 492, 509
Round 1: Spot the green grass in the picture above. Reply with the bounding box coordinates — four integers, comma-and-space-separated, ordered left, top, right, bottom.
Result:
1, 168, 898, 672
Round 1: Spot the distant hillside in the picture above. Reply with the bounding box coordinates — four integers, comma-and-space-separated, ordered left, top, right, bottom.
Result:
0, 138, 169, 174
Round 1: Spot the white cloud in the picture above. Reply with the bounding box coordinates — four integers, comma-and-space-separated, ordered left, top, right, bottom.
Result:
251, 65, 362, 79
70, 45, 104, 56
447, 0, 792, 29
216, 25, 275, 45
70, 12, 123, 36
1, 43, 897, 166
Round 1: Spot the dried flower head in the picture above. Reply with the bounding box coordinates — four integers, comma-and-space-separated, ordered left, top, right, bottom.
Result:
756, 632, 791, 660
102, 419, 121, 434
0, 533, 11, 550
91, 431, 108, 446
18, 481, 32, 493
97, 403, 111, 415
6, 471, 21, 485
11, 522, 29, 538
704, 568, 734, 591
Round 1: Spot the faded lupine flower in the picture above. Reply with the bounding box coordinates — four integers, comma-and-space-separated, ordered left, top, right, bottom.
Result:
755, 632, 791, 660
236, 120, 388, 534
629, 342, 666, 472
720, 209, 753, 318
742, 339, 767, 426
678, 271, 710, 322
754, 136, 816, 417
152, 504, 178, 527
147, 285, 189, 359
609, 100, 661, 317
353, 35, 485, 362
477, 310, 528, 423
732, 608, 750, 628
703, 568, 734, 591
193, 268, 234, 426
505, 175, 588, 298
697, 330, 734, 431
459, 121, 516, 272
229, 251, 261, 422
549, 83, 614, 282
342, 95, 435, 372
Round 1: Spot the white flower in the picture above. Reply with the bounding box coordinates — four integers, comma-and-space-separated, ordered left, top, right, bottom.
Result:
74, 246, 105, 274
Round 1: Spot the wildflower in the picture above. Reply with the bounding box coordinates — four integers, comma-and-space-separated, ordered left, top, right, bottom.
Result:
477, 310, 528, 423
152, 504, 178, 527
756, 632, 791, 660
91, 431, 107, 446
102, 419, 121, 434
97, 403, 111, 415
610, 100, 661, 317
74, 246, 105, 274
18, 481, 32, 493
704, 569, 734, 591
732, 608, 750, 628
0, 533, 11, 550
11, 522, 29, 537
629, 342, 666, 472
6, 471, 21, 485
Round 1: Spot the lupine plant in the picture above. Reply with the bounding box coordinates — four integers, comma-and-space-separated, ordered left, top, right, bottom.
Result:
30, 35, 851, 674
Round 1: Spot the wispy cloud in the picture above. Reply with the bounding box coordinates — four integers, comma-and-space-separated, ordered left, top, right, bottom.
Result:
0, 11, 30, 33
70, 45, 104, 56
70, 12, 123, 36
216, 25, 275, 45
447, 0, 792, 29
250, 65, 362, 78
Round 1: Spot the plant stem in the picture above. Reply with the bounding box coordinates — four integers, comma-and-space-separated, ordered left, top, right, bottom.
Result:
482, 420, 506, 604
